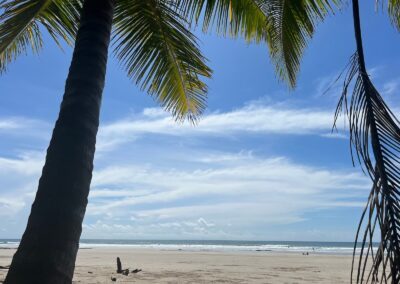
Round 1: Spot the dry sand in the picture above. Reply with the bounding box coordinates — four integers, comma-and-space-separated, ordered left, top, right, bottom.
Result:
0, 247, 353, 283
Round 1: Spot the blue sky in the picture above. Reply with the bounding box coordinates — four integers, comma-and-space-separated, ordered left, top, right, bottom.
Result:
0, 3, 399, 241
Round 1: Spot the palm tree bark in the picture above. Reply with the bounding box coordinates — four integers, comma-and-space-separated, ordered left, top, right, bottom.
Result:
5, 0, 115, 283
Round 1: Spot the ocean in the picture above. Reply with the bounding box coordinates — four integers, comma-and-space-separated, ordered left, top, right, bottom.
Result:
0, 239, 375, 255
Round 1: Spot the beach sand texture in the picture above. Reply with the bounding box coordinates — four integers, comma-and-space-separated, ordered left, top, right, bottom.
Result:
0, 247, 353, 283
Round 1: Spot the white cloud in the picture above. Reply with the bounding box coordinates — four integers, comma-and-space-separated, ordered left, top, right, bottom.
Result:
97, 103, 340, 151
0, 127, 368, 239
0, 102, 344, 153
82, 151, 369, 239
0, 152, 44, 175
0, 152, 44, 218
0, 117, 50, 135
0, 119, 22, 130
82, 217, 224, 239
0, 101, 365, 240
382, 78, 399, 96
314, 73, 343, 99
0, 197, 26, 217
320, 132, 347, 139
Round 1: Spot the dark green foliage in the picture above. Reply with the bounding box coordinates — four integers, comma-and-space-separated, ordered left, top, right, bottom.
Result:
113, 0, 212, 121
0, 0, 81, 73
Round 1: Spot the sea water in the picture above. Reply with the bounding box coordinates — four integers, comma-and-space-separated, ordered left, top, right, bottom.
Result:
0, 239, 377, 255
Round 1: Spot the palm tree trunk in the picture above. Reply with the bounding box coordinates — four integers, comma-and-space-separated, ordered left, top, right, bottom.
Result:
5, 0, 115, 283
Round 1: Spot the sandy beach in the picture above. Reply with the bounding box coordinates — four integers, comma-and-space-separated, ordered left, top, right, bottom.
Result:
0, 247, 353, 283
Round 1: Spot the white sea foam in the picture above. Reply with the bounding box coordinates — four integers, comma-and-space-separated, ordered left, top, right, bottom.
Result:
1, 240, 375, 255
77, 243, 364, 255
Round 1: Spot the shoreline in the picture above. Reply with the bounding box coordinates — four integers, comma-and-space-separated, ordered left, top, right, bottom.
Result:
0, 239, 362, 255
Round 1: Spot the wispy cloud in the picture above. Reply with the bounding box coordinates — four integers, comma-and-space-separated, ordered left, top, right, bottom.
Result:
0, 119, 23, 130
0, 152, 44, 175
0, 117, 49, 132
97, 103, 341, 151
0, 117, 51, 148
0, 101, 362, 240
82, 151, 369, 239
0, 102, 344, 153
314, 73, 343, 99
382, 78, 400, 96
0, 152, 44, 218
320, 132, 348, 139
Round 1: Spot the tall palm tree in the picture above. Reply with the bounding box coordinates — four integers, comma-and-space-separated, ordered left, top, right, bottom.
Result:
2, 0, 398, 282
0, 0, 271, 282
1, 0, 212, 282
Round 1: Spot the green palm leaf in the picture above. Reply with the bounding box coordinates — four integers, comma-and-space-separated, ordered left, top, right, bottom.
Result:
178, 0, 339, 88
262, 0, 339, 88
378, 0, 400, 30
177, 0, 268, 42
0, 0, 80, 73
389, 0, 400, 30
112, 0, 212, 122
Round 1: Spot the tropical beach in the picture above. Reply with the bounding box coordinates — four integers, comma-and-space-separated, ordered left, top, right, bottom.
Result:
1, 0, 400, 283
1, 244, 353, 283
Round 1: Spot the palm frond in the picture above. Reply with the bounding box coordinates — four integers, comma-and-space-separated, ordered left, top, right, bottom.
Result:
113, 0, 212, 122
335, 1, 400, 280
341, 0, 400, 284
337, 52, 400, 284
388, 0, 400, 30
0, 0, 81, 73
176, 0, 268, 43
261, 0, 339, 88
176, 0, 342, 88
376, 0, 400, 31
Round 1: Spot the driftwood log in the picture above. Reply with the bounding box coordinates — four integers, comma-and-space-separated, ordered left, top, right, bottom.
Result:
116, 257, 141, 276
116, 257, 122, 273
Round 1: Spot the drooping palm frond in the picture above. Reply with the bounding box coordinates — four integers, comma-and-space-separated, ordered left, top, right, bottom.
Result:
261, 0, 340, 88
388, 0, 400, 29
176, 0, 268, 43
337, 53, 400, 283
0, 0, 81, 73
112, 0, 212, 122
334, 1, 400, 282
176, 0, 343, 88
376, 0, 400, 31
